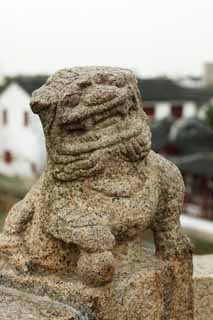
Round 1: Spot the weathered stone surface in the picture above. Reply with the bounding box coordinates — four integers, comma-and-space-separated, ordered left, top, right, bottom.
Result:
0, 286, 84, 320
0, 67, 193, 319
0, 247, 193, 320
193, 255, 213, 320
0, 253, 211, 319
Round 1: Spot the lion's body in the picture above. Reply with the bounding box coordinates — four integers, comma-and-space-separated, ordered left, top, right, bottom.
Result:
1, 151, 189, 273
0, 67, 192, 285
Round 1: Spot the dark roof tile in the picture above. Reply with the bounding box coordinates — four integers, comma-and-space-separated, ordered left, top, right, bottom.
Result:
138, 77, 213, 104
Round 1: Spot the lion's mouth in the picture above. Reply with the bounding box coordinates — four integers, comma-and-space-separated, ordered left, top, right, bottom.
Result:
62, 113, 122, 136
53, 113, 144, 159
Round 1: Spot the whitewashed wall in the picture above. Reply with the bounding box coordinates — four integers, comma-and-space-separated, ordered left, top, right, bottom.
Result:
145, 100, 198, 120
0, 83, 46, 178
182, 102, 197, 118
155, 102, 170, 120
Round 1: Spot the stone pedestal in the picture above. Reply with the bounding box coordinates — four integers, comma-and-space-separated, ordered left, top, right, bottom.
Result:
0, 286, 80, 320
193, 255, 213, 320
0, 247, 193, 320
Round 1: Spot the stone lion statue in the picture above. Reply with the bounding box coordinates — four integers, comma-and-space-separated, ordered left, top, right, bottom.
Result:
0, 67, 192, 286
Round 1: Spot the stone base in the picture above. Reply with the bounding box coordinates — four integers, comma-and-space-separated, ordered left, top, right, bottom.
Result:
193, 255, 213, 320
0, 248, 193, 320
0, 285, 81, 320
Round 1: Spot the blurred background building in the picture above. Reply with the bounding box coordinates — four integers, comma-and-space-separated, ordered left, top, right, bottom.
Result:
141, 64, 213, 224
204, 62, 213, 87
0, 82, 46, 178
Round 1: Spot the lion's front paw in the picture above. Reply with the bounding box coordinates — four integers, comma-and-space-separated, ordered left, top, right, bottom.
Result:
77, 251, 115, 286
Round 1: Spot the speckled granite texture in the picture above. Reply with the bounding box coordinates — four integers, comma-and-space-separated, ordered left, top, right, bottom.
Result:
193, 255, 213, 320
0, 248, 193, 320
0, 256, 211, 319
0, 285, 82, 320
0, 67, 193, 319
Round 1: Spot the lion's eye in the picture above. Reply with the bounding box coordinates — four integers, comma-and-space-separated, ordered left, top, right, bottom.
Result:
69, 94, 81, 107
62, 94, 81, 108
84, 87, 118, 107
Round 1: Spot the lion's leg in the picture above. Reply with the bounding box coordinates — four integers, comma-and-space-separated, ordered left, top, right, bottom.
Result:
70, 225, 116, 286
0, 198, 35, 271
48, 211, 116, 285
151, 162, 194, 318
152, 207, 192, 260
3, 199, 33, 236
0, 199, 33, 257
0, 176, 43, 271
0, 200, 35, 272
151, 163, 193, 259
2, 174, 43, 238
77, 250, 115, 286
67, 224, 116, 286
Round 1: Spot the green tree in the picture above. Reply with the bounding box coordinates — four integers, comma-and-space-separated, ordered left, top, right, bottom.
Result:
206, 104, 213, 127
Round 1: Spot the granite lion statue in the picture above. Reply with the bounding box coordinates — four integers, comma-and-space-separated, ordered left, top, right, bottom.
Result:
0, 67, 192, 286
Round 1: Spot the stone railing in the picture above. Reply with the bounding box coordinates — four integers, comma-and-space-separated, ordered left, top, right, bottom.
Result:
194, 255, 213, 320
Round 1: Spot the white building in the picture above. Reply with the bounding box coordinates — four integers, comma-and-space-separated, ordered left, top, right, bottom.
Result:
145, 100, 198, 120
0, 82, 46, 179
138, 78, 213, 121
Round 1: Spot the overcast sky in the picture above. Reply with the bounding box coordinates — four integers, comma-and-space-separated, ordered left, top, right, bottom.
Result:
0, 0, 212, 77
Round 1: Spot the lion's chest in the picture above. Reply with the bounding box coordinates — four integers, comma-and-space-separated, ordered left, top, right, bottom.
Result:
52, 171, 159, 235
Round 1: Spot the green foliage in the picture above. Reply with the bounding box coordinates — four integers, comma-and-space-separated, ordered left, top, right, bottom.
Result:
206, 104, 213, 127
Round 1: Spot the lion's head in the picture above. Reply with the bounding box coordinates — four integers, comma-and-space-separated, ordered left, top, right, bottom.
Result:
31, 67, 151, 180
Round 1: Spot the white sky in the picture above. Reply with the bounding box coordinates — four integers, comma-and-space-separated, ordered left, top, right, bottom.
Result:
0, 0, 213, 77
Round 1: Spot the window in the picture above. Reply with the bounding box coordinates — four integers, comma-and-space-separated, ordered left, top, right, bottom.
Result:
143, 105, 155, 119
24, 111, 29, 127
171, 105, 183, 119
2, 109, 7, 125
4, 151, 12, 164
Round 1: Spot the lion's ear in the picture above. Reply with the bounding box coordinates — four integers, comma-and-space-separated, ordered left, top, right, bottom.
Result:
30, 87, 58, 115
30, 100, 42, 114
30, 100, 53, 115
